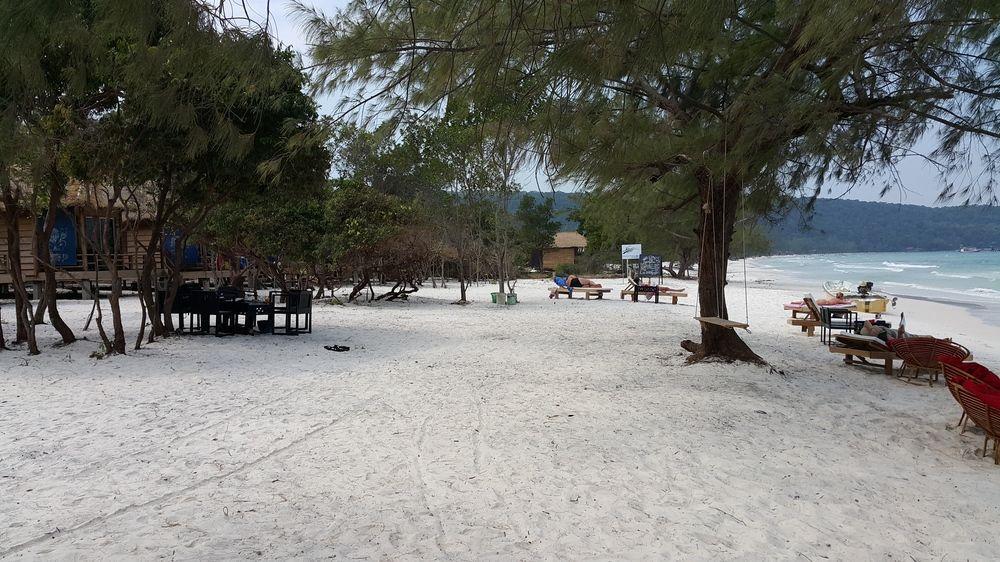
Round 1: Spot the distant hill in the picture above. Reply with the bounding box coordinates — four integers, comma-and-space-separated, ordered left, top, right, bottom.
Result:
767, 198, 1000, 254
513, 193, 1000, 254
512, 191, 581, 230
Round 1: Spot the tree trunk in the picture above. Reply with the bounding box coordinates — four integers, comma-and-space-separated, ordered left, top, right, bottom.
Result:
32, 291, 47, 324
135, 287, 148, 351
37, 179, 76, 344
92, 284, 112, 354
681, 170, 762, 363
2, 189, 39, 354
107, 276, 126, 354
85, 193, 127, 355
348, 271, 369, 302
138, 176, 173, 345
678, 247, 694, 279
137, 213, 167, 344
458, 260, 468, 302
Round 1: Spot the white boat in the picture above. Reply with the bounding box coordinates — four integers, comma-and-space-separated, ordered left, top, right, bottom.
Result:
824, 280, 892, 313
823, 280, 888, 299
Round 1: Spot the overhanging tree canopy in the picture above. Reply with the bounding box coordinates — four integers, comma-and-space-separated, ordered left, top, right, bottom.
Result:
300, 0, 1000, 363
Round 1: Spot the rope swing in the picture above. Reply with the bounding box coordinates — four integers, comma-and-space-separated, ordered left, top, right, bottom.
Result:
695, 126, 751, 332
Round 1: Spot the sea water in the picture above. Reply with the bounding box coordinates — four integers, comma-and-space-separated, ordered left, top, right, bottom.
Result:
746, 251, 1000, 310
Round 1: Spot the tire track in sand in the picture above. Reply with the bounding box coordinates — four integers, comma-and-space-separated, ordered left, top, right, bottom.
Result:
0, 397, 375, 558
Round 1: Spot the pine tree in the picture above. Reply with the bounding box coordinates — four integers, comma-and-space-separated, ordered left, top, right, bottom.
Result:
300, 0, 1000, 362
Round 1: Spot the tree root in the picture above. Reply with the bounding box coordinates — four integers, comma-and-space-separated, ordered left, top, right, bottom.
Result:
681, 339, 766, 365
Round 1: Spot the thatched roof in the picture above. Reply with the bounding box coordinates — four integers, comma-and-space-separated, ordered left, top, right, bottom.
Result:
1, 175, 154, 220
551, 231, 587, 249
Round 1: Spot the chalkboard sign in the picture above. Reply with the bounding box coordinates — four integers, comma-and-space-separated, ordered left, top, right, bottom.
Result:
639, 254, 661, 277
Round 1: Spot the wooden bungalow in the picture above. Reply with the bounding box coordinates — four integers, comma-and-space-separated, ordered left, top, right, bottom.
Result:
0, 181, 211, 295
537, 231, 588, 271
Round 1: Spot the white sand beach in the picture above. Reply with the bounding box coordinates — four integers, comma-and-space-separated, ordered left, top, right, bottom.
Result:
2, 279, 1000, 559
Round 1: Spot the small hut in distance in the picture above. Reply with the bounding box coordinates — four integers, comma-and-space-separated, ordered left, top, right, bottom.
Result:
537, 231, 588, 271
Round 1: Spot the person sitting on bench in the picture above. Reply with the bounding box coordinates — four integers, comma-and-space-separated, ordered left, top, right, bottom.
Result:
566, 274, 602, 288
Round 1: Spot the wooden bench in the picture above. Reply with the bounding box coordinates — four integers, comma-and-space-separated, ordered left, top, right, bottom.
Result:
549, 287, 611, 300
787, 317, 821, 336
829, 345, 898, 376
619, 288, 687, 304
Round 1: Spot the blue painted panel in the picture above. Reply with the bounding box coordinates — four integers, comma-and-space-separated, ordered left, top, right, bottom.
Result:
164, 231, 201, 266
48, 211, 78, 266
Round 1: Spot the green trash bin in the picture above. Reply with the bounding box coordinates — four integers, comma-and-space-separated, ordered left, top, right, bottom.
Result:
505, 293, 518, 305
490, 292, 500, 304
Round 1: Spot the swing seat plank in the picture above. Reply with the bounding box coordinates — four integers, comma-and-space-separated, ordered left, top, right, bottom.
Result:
695, 316, 750, 330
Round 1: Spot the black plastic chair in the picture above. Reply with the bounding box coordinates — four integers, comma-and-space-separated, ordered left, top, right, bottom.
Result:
270, 289, 312, 335
157, 283, 201, 333
188, 290, 219, 334
820, 307, 858, 344
215, 287, 242, 336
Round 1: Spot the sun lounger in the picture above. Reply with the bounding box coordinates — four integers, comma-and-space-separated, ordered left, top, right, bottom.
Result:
803, 294, 858, 344
549, 286, 611, 300
784, 297, 829, 336
784, 303, 811, 319
829, 333, 898, 376
787, 317, 821, 336
619, 287, 687, 304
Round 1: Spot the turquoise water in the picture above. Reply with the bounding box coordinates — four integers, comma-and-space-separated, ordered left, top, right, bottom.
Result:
747, 251, 1000, 306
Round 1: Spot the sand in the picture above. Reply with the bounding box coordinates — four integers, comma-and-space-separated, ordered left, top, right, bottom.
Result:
1, 278, 999, 559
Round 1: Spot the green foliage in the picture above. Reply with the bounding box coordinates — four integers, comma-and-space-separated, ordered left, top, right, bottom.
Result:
511, 192, 580, 229
513, 196, 559, 267
302, 0, 1000, 356
324, 180, 415, 264
576, 184, 700, 264
554, 263, 580, 277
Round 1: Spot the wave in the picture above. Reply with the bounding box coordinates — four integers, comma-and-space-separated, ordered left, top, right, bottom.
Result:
931, 271, 972, 279
883, 281, 936, 291
967, 288, 1000, 300
930, 270, 1000, 282
883, 261, 939, 269
884, 281, 1000, 301
833, 263, 904, 272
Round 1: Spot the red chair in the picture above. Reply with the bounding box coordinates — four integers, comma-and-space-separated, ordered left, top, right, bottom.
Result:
943, 361, 1000, 463
952, 384, 1000, 463
889, 337, 970, 386
943, 362, 991, 433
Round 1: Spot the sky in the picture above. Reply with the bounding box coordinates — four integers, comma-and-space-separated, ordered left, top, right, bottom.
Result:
245, 0, 979, 208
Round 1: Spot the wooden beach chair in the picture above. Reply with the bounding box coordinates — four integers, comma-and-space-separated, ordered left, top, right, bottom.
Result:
785, 295, 842, 337
784, 302, 811, 319
619, 286, 687, 304
829, 333, 898, 376
943, 360, 1000, 436
952, 383, 1000, 463
803, 294, 857, 344
786, 299, 821, 336
549, 286, 611, 300
890, 337, 971, 386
